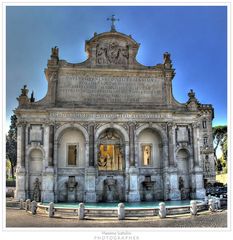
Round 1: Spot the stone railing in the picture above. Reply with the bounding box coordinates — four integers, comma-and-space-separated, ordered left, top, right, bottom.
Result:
15, 197, 224, 220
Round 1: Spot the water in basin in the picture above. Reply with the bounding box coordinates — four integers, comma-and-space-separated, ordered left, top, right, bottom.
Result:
42, 200, 198, 209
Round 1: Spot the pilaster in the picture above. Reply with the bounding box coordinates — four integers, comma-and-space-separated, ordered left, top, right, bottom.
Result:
85, 167, 97, 202
127, 166, 140, 202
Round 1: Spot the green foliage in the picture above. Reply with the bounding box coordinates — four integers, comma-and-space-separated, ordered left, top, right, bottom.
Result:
213, 125, 227, 175
6, 114, 17, 178
222, 135, 227, 162
212, 125, 227, 160
6, 159, 11, 179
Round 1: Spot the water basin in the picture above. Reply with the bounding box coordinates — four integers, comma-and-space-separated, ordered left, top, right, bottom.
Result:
41, 200, 203, 209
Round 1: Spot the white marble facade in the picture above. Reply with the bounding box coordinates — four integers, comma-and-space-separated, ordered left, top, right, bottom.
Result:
15, 28, 215, 203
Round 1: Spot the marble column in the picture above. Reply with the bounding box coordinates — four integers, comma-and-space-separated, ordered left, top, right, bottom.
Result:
192, 123, 200, 167
192, 122, 206, 199
48, 125, 54, 166
53, 140, 59, 202
88, 124, 95, 167
129, 122, 135, 166
15, 123, 26, 200
167, 122, 175, 166
85, 124, 96, 202
42, 124, 55, 202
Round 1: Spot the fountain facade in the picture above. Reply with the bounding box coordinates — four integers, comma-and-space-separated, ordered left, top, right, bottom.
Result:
15, 23, 215, 203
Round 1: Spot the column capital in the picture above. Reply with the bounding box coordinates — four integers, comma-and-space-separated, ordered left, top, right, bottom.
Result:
192, 122, 200, 129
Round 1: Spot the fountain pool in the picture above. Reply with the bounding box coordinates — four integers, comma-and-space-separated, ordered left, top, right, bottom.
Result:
40, 200, 200, 209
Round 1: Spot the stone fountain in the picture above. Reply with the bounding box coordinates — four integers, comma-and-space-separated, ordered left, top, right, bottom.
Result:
142, 176, 155, 201
103, 176, 118, 202
65, 176, 78, 202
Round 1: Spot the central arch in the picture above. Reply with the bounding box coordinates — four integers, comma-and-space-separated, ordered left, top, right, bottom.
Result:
95, 123, 129, 202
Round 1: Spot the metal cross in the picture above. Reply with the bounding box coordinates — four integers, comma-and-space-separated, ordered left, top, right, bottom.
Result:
107, 14, 119, 32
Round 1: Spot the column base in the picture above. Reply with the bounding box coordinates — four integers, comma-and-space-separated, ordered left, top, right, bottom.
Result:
169, 189, 181, 200
128, 191, 140, 202
15, 167, 26, 201
85, 192, 97, 202
42, 167, 54, 202
195, 188, 206, 199
14, 190, 26, 201
42, 191, 54, 202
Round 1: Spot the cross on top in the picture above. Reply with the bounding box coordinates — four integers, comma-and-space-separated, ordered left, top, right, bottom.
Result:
107, 14, 119, 32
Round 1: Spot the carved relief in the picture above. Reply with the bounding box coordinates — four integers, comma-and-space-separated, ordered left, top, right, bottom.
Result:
96, 41, 129, 65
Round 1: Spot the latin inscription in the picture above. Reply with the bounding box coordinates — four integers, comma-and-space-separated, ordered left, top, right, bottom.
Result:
57, 75, 163, 104
50, 112, 171, 121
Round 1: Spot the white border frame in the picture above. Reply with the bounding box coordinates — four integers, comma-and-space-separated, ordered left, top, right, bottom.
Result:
1, 1, 232, 240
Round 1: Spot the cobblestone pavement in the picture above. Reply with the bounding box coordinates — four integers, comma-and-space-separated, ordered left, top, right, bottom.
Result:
6, 208, 227, 228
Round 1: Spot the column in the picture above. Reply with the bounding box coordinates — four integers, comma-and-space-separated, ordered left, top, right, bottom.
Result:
42, 124, 55, 202
85, 123, 96, 202
167, 122, 174, 166
88, 124, 95, 167
53, 140, 58, 202
15, 123, 26, 200
21, 124, 26, 167
128, 122, 139, 202
192, 122, 206, 199
129, 122, 135, 166
48, 125, 54, 166
192, 123, 200, 167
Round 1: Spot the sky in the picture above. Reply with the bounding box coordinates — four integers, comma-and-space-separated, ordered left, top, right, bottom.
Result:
6, 6, 227, 130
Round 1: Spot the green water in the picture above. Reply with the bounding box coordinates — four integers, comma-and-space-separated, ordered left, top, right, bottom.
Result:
42, 200, 196, 209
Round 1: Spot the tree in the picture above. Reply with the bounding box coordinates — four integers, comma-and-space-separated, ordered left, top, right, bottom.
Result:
6, 114, 17, 178
212, 125, 227, 163
221, 134, 227, 162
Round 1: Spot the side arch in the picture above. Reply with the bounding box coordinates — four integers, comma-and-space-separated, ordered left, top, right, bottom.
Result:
55, 123, 89, 143
135, 123, 168, 144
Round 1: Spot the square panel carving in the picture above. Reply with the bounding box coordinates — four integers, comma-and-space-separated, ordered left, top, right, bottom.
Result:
28, 124, 44, 144
175, 125, 190, 145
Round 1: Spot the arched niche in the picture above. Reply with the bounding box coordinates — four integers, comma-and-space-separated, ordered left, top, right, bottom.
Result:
96, 128, 125, 171
176, 148, 191, 200
29, 149, 43, 173
58, 128, 86, 168
137, 128, 162, 168
177, 149, 190, 174
28, 148, 43, 200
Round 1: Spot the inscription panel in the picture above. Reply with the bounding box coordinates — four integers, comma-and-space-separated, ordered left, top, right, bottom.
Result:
57, 74, 164, 105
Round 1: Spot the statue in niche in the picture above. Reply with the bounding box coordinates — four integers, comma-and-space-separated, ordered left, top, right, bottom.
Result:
143, 145, 151, 166
106, 154, 112, 170
98, 152, 107, 170
98, 129, 123, 171
32, 178, 41, 202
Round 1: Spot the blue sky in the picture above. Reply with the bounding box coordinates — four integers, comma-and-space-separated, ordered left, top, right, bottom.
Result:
6, 6, 227, 128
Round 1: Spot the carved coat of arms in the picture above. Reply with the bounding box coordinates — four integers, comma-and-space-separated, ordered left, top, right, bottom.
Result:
96, 41, 129, 65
